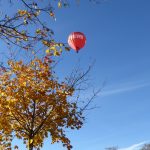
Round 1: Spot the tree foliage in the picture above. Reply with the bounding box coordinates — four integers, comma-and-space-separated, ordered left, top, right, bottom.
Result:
0, 0, 72, 57
105, 146, 118, 150
0, 58, 87, 150
0, 0, 106, 58
140, 144, 150, 150
0, 0, 100, 150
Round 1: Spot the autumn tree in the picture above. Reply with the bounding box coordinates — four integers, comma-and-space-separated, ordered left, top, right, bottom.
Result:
0, 58, 92, 150
0, 0, 71, 57
0, 0, 100, 150
105, 146, 118, 150
0, 0, 105, 54
140, 144, 150, 150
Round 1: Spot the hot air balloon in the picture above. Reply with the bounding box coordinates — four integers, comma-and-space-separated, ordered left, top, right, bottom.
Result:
68, 32, 86, 53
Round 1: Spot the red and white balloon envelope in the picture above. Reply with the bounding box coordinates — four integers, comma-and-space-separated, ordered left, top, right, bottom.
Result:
68, 32, 86, 53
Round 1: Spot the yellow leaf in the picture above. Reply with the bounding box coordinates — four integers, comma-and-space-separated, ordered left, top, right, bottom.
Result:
60, 48, 62, 53
18, 10, 27, 16
59, 43, 63, 47
58, 2, 62, 8
36, 29, 41, 34
46, 49, 50, 54
54, 51, 60, 56
42, 40, 48, 45
23, 82, 27, 86
50, 46, 56, 51
0, 92, 4, 96
29, 139, 33, 144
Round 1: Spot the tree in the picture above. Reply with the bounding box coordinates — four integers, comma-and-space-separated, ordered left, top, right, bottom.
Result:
0, 0, 71, 57
0, 58, 90, 150
140, 144, 150, 150
105, 146, 118, 150
0, 1, 99, 150
0, 0, 104, 55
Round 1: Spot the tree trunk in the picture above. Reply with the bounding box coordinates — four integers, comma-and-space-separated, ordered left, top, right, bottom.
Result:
28, 139, 34, 150
28, 131, 34, 150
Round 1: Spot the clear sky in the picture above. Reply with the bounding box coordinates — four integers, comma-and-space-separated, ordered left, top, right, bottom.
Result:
47, 0, 150, 149
1, 0, 150, 149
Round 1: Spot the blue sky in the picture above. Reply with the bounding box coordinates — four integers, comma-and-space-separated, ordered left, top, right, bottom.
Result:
49, 1, 150, 149
1, 0, 150, 149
